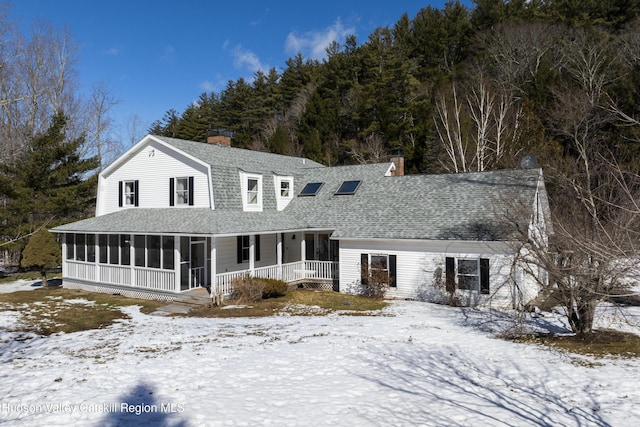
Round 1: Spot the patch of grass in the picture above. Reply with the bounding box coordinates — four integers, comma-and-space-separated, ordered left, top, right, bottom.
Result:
0, 272, 52, 284
516, 329, 640, 359
0, 287, 165, 335
185, 289, 388, 318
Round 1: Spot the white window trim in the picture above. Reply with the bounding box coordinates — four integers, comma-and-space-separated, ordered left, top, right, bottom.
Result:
123, 180, 136, 206
274, 176, 294, 211
175, 176, 190, 205
240, 172, 263, 211
456, 258, 480, 292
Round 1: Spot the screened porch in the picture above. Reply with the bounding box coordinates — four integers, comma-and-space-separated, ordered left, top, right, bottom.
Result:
60, 231, 339, 298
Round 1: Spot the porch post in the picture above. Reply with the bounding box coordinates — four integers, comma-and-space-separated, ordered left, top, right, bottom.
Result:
300, 232, 306, 263
174, 235, 180, 293
249, 235, 255, 276
94, 233, 100, 282
276, 233, 283, 280
61, 235, 67, 279
130, 235, 136, 287
210, 236, 217, 293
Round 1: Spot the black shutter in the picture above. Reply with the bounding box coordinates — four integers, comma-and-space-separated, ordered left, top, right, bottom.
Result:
445, 257, 455, 293
389, 255, 397, 287
118, 181, 123, 207
188, 176, 194, 206
237, 236, 243, 264
134, 180, 139, 207
360, 253, 368, 286
255, 235, 261, 261
169, 178, 175, 206
480, 258, 490, 294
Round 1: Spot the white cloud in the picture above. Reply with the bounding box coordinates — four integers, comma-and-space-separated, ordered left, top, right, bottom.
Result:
285, 19, 355, 61
161, 45, 176, 63
230, 45, 269, 74
104, 47, 120, 56
200, 80, 216, 92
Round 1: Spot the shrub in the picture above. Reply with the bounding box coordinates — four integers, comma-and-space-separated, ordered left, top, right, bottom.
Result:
261, 278, 288, 299
360, 264, 389, 299
231, 276, 264, 303
21, 229, 61, 287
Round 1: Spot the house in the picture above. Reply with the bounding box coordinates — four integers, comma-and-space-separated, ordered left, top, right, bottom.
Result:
51, 134, 551, 308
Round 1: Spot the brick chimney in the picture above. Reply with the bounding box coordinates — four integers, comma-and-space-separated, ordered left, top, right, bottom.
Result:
389, 149, 404, 176
207, 128, 232, 146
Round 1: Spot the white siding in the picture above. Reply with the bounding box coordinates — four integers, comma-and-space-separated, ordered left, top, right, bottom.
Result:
98, 140, 211, 215
215, 234, 279, 273
338, 239, 535, 308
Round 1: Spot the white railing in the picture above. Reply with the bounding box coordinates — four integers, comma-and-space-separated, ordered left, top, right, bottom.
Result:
65, 260, 175, 292
214, 261, 338, 295
134, 267, 175, 292
65, 259, 338, 297
99, 264, 131, 286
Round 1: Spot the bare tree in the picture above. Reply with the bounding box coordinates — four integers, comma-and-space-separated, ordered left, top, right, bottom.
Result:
84, 81, 121, 171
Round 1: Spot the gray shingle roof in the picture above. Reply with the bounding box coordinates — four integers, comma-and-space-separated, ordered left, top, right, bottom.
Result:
285, 168, 542, 241
53, 135, 545, 242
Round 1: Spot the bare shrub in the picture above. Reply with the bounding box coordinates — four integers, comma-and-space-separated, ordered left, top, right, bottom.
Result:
360, 263, 390, 299
231, 276, 264, 303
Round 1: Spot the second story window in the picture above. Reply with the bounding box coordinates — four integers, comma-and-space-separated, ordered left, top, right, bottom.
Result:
280, 180, 290, 198
176, 177, 190, 205
240, 172, 263, 211
118, 180, 139, 207
247, 178, 259, 205
169, 176, 194, 206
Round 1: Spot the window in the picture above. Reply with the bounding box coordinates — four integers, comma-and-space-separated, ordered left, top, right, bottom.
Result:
75, 234, 86, 261
66, 234, 74, 260
87, 234, 96, 263
134, 235, 145, 267
119, 180, 139, 207
457, 259, 479, 291
237, 235, 260, 263
446, 257, 490, 294
335, 180, 361, 195
162, 236, 175, 270
247, 178, 259, 205
240, 172, 263, 211
99, 235, 108, 263
360, 253, 397, 288
120, 234, 131, 266
109, 235, 119, 265
299, 182, 323, 196
170, 177, 194, 206
147, 235, 161, 268
280, 180, 291, 198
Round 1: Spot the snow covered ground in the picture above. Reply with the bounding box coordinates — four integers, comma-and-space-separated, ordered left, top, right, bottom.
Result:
1, 283, 640, 426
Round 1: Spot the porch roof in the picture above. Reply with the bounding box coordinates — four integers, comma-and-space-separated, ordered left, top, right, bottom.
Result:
51, 208, 308, 236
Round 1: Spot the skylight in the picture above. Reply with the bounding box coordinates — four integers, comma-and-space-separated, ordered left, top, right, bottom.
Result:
299, 182, 324, 196
335, 180, 361, 195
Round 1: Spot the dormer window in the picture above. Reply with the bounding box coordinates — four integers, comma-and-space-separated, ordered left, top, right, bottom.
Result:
280, 180, 290, 198
275, 176, 294, 211
247, 178, 259, 205
240, 172, 263, 211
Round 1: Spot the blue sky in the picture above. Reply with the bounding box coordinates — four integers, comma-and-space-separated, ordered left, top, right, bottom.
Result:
7, 1, 470, 139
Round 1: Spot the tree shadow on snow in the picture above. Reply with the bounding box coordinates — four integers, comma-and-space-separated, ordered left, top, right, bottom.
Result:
353, 344, 609, 426
457, 306, 572, 336
101, 382, 187, 427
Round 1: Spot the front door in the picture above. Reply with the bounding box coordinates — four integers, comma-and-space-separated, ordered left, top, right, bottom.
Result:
190, 240, 205, 289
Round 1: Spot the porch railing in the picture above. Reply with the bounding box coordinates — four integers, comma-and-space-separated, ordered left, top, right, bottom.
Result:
215, 261, 337, 295
64, 259, 337, 297
66, 260, 175, 292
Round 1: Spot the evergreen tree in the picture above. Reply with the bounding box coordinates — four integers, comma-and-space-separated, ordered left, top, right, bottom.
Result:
0, 112, 98, 249
20, 228, 61, 286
